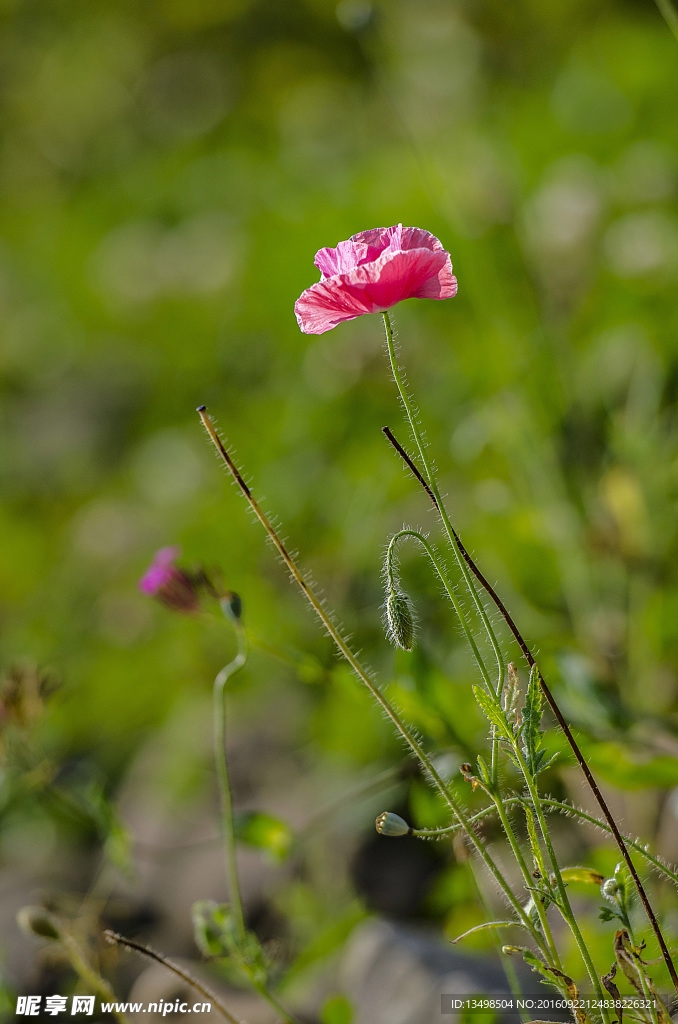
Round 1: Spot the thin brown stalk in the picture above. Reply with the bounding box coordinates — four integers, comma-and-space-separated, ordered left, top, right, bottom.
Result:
104, 931, 245, 1024
382, 423, 678, 997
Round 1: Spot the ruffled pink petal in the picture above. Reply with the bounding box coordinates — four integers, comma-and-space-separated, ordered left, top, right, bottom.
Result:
312, 224, 449, 282
139, 546, 181, 594
295, 247, 456, 335
398, 226, 445, 253
314, 238, 383, 279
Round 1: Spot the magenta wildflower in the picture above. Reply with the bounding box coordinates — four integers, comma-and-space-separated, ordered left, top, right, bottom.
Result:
139, 546, 202, 613
294, 224, 457, 335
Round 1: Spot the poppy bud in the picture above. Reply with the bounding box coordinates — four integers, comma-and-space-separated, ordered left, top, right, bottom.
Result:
386, 591, 415, 651
221, 591, 242, 624
17, 906, 61, 941
375, 811, 411, 836
139, 547, 204, 613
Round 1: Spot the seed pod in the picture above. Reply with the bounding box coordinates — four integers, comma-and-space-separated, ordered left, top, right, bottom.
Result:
17, 906, 61, 941
386, 591, 414, 651
375, 811, 411, 836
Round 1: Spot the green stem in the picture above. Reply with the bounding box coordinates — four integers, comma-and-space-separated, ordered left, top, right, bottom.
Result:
382, 311, 505, 692
387, 529, 491, 686
198, 407, 543, 951
654, 0, 678, 40
60, 933, 130, 1024
250, 980, 298, 1024
467, 868, 531, 1023
413, 796, 678, 889
489, 790, 561, 969
213, 624, 248, 945
512, 748, 611, 1022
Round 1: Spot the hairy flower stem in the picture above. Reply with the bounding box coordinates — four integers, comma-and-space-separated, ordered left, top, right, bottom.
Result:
382, 311, 505, 692
415, 796, 678, 888
382, 423, 678, 997
212, 622, 301, 1024
488, 789, 561, 969
512, 747, 610, 1020
104, 931, 244, 1024
214, 624, 248, 945
197, 407, 548, 955
249, 983, 297, 1024
59, 931, 129, 1024
468, 870, 531, 1022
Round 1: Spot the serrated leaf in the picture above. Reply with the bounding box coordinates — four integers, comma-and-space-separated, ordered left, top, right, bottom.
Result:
472, 685, 509, 737
521, 665, 544, 775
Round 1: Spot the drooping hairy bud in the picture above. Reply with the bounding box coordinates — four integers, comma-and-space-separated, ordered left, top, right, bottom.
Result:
17, 906, 61, 940
386, 591, 415, 651
375, 811, 411, 836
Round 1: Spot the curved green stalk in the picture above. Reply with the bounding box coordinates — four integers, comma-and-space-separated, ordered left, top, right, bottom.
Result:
214, 623, 248, 945
387, 529, 491, 686
60, 932, 130, 1024
382, 311, 505, 692
387, 528, 503, 785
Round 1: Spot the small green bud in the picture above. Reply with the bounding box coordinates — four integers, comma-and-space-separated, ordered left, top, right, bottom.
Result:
602, 878, 620, 898
17, 906, 61, 941
375, 811, 411, 836
220, 591, 242, 623
386, 591, 414, 651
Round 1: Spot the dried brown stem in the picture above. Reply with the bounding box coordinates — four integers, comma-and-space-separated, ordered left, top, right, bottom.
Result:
104, 931, 245, 1024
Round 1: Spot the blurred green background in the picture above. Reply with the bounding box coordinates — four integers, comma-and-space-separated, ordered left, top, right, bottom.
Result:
3, 0, 678, 1012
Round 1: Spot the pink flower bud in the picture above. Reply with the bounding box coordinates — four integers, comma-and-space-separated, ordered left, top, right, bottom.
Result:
138, 547, 202, 613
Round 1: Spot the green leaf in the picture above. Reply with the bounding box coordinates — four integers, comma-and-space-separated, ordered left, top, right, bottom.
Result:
320, 995, 353, 1024
191, 900, 269, 984
476, 753, 491, 786
561, 866, 605, 886
234, 811, 293, 861
472, 685, 509, 737
192, 900, 235, 958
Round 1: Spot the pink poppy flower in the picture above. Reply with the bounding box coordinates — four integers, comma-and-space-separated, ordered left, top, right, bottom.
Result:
139, 546, 202, 613
294, 224, 457, 335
